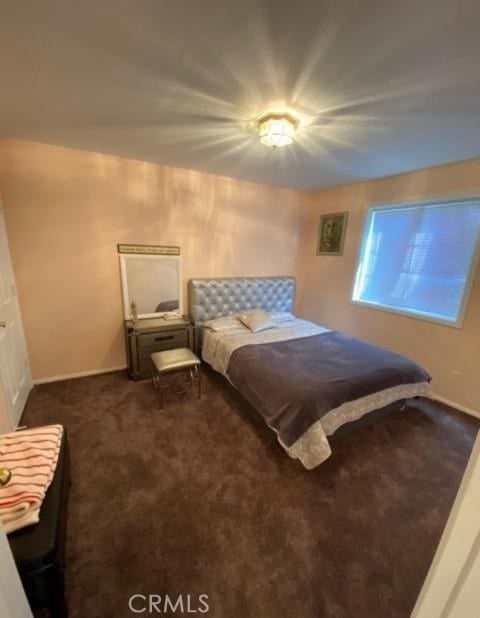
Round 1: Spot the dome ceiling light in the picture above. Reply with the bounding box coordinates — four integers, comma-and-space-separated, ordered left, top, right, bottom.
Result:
257, 112, 299, 148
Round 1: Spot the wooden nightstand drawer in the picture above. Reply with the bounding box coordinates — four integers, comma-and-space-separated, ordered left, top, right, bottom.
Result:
124, 317, 193, 380
137, 329, 188, 349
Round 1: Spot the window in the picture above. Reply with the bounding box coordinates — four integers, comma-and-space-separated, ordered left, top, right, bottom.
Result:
352, 199, 480, 326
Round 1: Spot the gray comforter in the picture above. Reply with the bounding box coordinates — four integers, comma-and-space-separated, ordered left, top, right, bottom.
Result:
227, 331, 431, 447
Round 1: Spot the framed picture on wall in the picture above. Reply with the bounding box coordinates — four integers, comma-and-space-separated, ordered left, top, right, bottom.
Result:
316, 212, 348, 255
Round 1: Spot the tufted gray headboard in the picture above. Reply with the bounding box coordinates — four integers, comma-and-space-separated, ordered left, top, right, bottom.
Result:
188, 276, 295, 350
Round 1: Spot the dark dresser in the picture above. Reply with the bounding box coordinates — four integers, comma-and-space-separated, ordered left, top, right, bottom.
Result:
9, 431, 70, 618
124, 316, 194, 380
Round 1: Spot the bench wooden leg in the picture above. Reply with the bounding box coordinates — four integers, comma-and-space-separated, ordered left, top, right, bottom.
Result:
189, 365, 201, 400
152, 368, 165, 409
153, 365, 200, 408
152, 368, 159, 390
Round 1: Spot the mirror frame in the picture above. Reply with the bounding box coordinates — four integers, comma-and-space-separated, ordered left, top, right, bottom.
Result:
119, 254, 183, 320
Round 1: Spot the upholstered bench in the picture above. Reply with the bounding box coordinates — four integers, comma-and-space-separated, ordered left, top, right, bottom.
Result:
151, 348, 201, 408
8, 430, 70, 618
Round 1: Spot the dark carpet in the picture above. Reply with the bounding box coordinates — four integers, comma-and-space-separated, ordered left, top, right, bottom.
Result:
21, 368, 478, 618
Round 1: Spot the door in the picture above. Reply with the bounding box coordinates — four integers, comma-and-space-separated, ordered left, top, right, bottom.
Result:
0, 527, 33, 618
412, 432, 480, 617
0, 200, 32, 427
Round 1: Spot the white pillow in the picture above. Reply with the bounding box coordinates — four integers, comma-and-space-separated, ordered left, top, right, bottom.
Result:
202, 315, 243, 332
269, 310, 296, 323
238, 309, 277, 333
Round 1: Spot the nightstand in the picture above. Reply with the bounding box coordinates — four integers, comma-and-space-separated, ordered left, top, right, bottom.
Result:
124, 316, 194, 380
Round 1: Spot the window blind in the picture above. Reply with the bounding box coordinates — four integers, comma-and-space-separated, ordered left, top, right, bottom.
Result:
353, 199, 480, 325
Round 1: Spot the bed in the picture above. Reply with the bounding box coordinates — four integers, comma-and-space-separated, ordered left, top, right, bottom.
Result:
189, 276, 432, 469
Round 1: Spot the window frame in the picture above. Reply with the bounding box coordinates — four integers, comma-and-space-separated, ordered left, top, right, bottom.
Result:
351, 197, 480, 329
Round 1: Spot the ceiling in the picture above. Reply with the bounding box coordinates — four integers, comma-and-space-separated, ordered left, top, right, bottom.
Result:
1, 0, 479, 191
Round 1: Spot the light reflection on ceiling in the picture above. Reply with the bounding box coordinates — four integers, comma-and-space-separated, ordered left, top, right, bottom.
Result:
0, 0, 479, 190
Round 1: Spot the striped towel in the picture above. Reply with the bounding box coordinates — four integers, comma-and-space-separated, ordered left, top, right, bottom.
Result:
0, 424, 63, 534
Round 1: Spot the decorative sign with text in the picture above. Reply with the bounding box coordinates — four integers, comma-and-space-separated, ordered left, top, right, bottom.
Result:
117, 244, 180, 256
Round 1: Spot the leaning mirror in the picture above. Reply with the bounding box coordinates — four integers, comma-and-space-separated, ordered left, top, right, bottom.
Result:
119, 254, 182, 320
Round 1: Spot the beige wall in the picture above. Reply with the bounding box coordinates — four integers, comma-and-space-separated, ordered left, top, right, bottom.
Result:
0, 139, 305, 381
0, 138, 478, 411
0, 379, 12, 434
297, 159, 480, 411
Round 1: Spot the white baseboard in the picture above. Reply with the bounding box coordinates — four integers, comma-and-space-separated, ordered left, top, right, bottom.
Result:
433, 393, 480, 420
33, 365, 127, 385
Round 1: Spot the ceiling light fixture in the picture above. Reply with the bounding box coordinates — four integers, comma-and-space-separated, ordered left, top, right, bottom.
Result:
257, 112, 299, 148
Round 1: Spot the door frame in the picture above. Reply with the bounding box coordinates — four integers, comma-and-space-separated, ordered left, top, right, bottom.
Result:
0, 200, 32, 429
412, 432, 480, 617
0, 527, 33, 618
